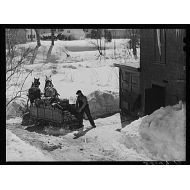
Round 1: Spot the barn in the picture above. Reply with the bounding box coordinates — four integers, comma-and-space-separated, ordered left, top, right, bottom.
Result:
116, 29, 186, 117
140, 29, 186, 115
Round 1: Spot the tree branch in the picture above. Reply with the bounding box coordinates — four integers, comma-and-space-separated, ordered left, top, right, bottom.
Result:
6, 69, 33, 107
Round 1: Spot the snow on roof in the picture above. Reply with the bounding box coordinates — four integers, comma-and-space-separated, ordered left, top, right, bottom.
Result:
114, 59, 140, 69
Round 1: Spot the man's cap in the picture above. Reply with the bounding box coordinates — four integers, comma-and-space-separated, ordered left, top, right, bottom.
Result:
76, 90, 82, 95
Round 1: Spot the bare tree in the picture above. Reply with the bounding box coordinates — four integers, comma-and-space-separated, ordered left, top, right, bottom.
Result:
126, 29, 140, 59
30, 29, 33, 41
90, 29, 105, 60
51, 29, 55, 46
30, 29, 41, 64
35, 29, 41, 47
46, 29, 55, 62
6, 29, 33, 107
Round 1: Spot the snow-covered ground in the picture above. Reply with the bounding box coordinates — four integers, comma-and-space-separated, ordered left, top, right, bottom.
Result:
6, 101, 185, 161
6, 129, 53, 161
121, 101, 186, 161
6, 114, 151, 161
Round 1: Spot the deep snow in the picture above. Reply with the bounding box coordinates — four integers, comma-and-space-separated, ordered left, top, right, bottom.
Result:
121, 101, 186, 161
6, 129, 53, 161
6, 114, 151, 161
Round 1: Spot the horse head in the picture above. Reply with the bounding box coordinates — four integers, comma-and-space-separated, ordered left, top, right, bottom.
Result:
45, 75, 53, 88
34, 78, 40, 87
45, 75, 52, 82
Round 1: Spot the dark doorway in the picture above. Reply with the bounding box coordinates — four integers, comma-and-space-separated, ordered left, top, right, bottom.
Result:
145, 84, 165, 115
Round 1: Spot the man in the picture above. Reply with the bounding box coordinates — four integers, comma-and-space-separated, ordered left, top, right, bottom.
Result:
76, 90, 96, 129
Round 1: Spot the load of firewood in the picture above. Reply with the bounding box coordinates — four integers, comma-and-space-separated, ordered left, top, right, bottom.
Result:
62, 110, 77, 123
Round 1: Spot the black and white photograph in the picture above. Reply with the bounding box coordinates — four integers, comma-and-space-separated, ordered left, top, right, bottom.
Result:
1, 0, 189, 189
5, 27, 186, 163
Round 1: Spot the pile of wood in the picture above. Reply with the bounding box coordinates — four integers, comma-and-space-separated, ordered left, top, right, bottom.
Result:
62, 111, 77, 123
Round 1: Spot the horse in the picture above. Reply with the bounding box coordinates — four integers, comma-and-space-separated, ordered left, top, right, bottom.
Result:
27, 78, 42, 107
44, 75, 60, 103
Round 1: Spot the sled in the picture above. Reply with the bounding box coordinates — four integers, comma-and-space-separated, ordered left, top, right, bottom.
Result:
22, 99, 80, 131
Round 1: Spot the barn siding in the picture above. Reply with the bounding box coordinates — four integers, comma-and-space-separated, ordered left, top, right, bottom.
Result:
140, 29, 186, 114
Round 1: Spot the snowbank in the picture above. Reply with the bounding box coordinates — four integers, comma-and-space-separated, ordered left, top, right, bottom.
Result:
121, 102, 186, 161
81, 113, 152, 161
139, 102, 186, 161
121, 117, 148, 157
6, 100, 27, 120
6, 129, 53, 161
87, 90, 119, 119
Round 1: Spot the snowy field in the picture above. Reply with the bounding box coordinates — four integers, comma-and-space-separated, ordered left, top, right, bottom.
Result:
6, 39, 139, 119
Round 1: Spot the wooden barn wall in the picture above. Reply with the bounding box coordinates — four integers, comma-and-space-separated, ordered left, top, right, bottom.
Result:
140, 29, 186, 113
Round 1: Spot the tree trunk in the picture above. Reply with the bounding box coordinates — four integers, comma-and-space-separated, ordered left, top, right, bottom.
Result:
35, 29, 41, 47
30, 29, 41, 64
51, 29, 54, 46
46, 30, 55, 63
131, 29, 137, 57
132, 37, 137, 56
46, 45, 54, 63
30, 45, 40, 64
31, 29, 33, 42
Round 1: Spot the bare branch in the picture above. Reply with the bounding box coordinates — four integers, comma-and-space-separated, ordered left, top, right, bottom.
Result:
6, 95, 21, 107
6, 32, 34, 107
6, 69, 33, 107
6, 47, 32, 74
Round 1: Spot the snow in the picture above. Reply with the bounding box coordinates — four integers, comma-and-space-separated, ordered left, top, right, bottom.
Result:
121, 101, 186, 161
139, 102, 186, 161
87, 90, 119, 119
6, 117, 22, 125
7, 39, 132, 119
6, 101, 26, 120
119, 59, 140, 68
6, 113, 152, 161
6, 129, 53, 161
7, 102, 185, 161
76, 113, 152, 161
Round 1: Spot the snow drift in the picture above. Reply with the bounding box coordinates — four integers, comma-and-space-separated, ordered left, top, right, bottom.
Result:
122, 101, 186, 161
139, 102, 186, 161
87, 90, 119, 119
6, 129, 53, 161
6, 100, 27, 120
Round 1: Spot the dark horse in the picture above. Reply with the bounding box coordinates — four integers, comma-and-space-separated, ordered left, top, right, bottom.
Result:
27, 78, 41, 106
